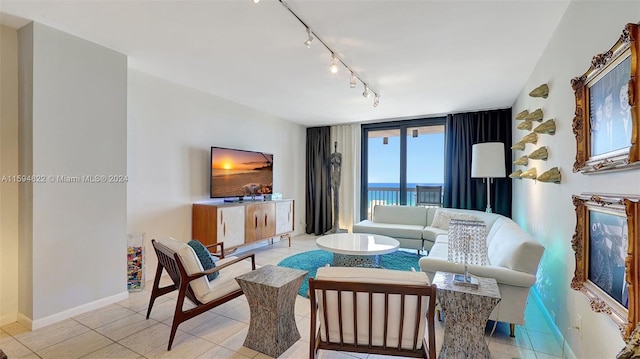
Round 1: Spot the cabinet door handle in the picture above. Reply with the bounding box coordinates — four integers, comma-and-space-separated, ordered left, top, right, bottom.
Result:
255, 215, 258, 229
220, 211, 223, 224
223, 222, 226, 237
264, 214, 267, 226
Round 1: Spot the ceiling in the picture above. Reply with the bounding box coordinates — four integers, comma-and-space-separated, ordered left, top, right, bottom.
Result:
0, 0, 570, 127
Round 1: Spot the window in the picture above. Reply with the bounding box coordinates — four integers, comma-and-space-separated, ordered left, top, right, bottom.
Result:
361, 118, 445, 220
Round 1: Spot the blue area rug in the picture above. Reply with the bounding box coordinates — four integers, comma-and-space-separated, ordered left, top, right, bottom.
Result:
277, 249, 424, 298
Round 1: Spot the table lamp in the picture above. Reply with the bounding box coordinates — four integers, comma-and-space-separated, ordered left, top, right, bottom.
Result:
448, 219, 487, 288
471, 142, 506, 213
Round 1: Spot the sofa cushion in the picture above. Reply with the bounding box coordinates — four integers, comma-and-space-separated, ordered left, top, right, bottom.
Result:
353, 220, 424, 239
487, 220, 544, 274
373, 205, 427, 226
431, 209, 480, 230
422, 226, 449, 242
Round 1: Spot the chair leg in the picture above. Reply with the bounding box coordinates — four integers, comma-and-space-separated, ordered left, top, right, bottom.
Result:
167, 321, 179, 351
146, 263, 165, 319
509, 323, 515, 337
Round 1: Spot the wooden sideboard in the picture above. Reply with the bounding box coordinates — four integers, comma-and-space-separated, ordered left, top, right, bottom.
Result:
192, 199, 294, 252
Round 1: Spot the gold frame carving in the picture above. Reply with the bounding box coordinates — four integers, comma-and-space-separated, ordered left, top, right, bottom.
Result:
571, 193, 640, 339
571, 23, 640, 174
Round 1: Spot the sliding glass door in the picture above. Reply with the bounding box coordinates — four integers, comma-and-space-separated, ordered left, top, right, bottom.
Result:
361, 118, 445, 220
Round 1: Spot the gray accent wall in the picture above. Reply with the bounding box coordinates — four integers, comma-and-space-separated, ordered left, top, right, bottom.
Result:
17, 22, 127, 327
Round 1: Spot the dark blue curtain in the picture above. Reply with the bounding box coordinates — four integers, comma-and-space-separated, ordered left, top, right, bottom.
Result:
443, 109, 512, 217
305, 127, 332, 235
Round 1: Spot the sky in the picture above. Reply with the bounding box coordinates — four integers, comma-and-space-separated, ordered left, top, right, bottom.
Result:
211, 147, 273, 170
367, 132, 445, 185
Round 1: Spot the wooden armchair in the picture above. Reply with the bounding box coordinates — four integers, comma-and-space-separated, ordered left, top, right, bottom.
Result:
146, 237, 256, 350
309, 266, 437, 359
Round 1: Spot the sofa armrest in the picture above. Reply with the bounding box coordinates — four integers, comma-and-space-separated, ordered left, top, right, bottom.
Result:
418, 257, 536, 288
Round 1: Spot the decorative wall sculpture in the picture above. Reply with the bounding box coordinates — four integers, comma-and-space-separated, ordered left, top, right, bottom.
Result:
513, 156, 529, 166
515, 110, 529, 120
524, 108, 544, 122
520, 167, 537, 179
534, 119, 556, 135
528, 147, 549, 160
537, 167, 561, 183
529, 83, 549, 98
517, 120, 533, 131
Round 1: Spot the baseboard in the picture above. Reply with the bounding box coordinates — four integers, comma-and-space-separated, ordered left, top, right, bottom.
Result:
29, 291, 129, 330
530, 287, 577, 359
0, 312, 18, 326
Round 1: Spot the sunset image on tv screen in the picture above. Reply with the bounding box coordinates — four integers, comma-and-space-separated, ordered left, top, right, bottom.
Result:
210, 147, 273, 198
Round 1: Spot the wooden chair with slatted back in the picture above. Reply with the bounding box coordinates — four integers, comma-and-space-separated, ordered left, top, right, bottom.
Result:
146, 237, 256, 350
308, 266, 437, 359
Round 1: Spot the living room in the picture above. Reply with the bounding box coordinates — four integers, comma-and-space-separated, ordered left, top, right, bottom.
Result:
1, 1, 640, 358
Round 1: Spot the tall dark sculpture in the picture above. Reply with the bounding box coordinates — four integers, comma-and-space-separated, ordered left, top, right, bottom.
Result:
327, 141, 346, 233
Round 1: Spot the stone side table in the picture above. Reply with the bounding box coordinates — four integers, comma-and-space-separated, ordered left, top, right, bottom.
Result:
235, 265, 307, 358
432, 271, 501, 359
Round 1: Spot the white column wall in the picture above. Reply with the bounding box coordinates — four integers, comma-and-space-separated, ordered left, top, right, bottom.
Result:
17, 22, 128, 328
511, 2, 640, 357
126, 70, 306, 281
0, 25, 20, 326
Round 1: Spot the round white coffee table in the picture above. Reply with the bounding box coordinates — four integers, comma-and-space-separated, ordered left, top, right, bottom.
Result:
316, 233, 400, 267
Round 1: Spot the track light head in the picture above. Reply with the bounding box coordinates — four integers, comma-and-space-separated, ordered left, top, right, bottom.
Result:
304, 28, 313, 48
350, 72, 357, 88
329, 55, 339, 74
252, 0, 260, 3
362, 85, 370, 98
373, 93, 380, 107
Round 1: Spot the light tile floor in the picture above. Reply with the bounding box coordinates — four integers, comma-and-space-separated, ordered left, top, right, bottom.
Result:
1, 234, 565, 358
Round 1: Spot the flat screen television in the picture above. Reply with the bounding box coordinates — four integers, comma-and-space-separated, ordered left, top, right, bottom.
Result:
210, 146, 273, 199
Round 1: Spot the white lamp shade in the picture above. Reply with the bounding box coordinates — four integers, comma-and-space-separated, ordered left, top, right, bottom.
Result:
471, 142, 506, 178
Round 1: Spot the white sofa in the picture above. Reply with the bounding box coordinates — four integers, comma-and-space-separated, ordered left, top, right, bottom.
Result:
352, 205, 430, 251
353, 205, 545, 336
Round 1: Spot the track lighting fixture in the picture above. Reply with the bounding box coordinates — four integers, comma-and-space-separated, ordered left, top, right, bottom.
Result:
350, 72, 357, 88
304, 28, 313, 48
252, 0, 260, 3
266, 0, 380, 106
329, 54, 339, 74
362, 85, 371, 98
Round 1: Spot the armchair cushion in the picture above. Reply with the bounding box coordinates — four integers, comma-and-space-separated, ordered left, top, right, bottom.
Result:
188, 239, 219, 281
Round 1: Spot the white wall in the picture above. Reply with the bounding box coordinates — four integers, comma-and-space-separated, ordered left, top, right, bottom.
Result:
17, 22, 128, 328
0, 25, 20, 326
512, 2, 640, 357
126, 70, 306, 281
